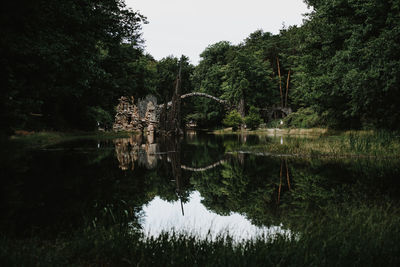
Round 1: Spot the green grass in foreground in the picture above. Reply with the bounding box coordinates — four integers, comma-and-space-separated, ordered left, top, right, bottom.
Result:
7, 131, 134, 149
225, 130, 400, 157
1, 203, 399, 266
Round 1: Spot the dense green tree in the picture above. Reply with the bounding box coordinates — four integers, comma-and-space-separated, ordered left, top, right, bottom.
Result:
189, 1, 400, 130
1, 0, 148, 132
221, 46, 276, 111
243, 28, 302, 110
189, 39, 277, 128
3, 0, 400, 132
155, 55, 194, 102
296, 0, 400, 129
189, 42, 233, 128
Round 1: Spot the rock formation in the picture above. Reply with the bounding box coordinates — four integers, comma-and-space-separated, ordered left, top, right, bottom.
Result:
113, 95, 159, 133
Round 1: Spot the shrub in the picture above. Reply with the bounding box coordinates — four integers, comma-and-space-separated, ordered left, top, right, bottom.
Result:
85, 106, 113, 130
283, 107, 320, 128
244, 106, 263, 130
223, 110, 243, 131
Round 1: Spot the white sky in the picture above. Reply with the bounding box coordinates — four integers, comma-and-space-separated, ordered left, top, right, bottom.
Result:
125, 0, 310, 65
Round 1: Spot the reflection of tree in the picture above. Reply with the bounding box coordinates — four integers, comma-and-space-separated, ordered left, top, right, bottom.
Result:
5, 134, 400, 239
191, 154, 283, 225
2, 135, 227, 237
167, 136, 185, 215
115, 133, 227, 174
0, 141, 160, 237
277, 159, 291, 204
190, 154, 400, 229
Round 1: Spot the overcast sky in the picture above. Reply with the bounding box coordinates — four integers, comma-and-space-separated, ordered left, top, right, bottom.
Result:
125, 0, 310, 65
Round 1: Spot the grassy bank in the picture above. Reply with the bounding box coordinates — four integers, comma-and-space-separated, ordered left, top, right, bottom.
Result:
7, 131, 135, 149
1, 202, 399, 266
219, 129, 400, 158
213, 127, 332, 136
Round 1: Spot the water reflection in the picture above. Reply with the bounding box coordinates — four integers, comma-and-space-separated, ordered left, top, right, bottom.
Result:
114, 135, 160, 170
277, 159, 291, 204
104, 132, 400, 233
2, 132, 400, 241
142, 191, 289, 241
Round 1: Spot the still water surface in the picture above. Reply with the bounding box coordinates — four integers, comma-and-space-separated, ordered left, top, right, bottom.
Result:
1, 132, 400, 240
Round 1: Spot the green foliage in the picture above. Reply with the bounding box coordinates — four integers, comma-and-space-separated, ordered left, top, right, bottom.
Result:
228, 130, 400, 157
1, 0, 148, 133
223, 110, 243, 131
189, 37, 280, 129
283, 107, 320, 128
85, 107, 113, 130
221, 48, 275, 108
2, 0, 400, 133
294, 0, 400, 129
155, 55, 194, 101
2, 209, 400, 267
189, 1, 400, 130
244, 106, 263, 130
189, 42, 233, 128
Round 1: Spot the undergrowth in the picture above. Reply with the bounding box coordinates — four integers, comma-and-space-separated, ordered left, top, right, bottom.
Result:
1, 203, 399, 266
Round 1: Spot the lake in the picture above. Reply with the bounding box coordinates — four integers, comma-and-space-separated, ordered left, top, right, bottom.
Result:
2, 131, 400, 241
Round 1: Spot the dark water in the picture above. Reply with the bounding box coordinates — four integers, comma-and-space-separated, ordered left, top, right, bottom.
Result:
1, 132, 400, 240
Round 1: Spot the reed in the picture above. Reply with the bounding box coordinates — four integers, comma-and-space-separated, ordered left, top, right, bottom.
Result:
9, 131, 133, 149
1, 203, 399, 266
229, 130, 400, 157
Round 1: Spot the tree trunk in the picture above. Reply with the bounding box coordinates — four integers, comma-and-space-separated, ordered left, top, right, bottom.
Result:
285, 70, 291, 108
277, 57, 283, 109
166, 58, 183, 135
238, 97, 245, 118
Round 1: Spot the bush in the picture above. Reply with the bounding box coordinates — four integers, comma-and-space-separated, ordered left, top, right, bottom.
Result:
85, 106, 113, 130
223, 110, 243, 131
244, 106, 263, 130
283, 107, 320, 128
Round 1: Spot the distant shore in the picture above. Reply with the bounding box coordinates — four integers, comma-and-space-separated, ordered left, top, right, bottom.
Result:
8, 131, 134, 149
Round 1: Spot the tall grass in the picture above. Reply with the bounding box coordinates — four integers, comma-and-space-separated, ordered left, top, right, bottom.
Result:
1, 203, 399, 266
347, 130, 398, 154
8, 131, 133, 149
229, 130, 400, 157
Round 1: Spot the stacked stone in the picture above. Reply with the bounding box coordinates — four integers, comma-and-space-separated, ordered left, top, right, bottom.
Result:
113, 96, 133, 131
113, 95, 159, 133
145, 101, 158, 134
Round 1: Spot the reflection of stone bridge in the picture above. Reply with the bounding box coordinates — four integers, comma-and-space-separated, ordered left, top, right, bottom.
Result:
114, 136, 226, 172
180, 159, 226, 172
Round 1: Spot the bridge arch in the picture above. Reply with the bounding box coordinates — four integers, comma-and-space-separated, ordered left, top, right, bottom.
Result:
159, 92, 228, 109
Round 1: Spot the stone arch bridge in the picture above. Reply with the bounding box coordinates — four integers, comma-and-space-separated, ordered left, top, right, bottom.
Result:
113, 93, 291, 132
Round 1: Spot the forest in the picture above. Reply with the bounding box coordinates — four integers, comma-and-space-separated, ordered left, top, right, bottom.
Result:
1, 0, 400, 135
2, 1, 400, 265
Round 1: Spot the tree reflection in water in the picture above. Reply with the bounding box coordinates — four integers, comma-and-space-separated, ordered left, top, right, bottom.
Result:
4, 132, 398, 240
111, 132, 400, 233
